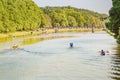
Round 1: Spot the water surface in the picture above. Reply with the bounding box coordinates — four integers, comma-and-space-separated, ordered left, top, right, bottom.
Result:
0, 31, 120, 80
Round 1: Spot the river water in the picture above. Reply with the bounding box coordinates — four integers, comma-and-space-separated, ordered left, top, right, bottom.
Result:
0, 31, 120, 80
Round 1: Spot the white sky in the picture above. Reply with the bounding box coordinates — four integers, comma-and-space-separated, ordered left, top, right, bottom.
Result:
33, 0, 112, 14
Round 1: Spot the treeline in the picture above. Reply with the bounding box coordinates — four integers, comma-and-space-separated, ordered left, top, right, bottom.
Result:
106, 0, 120, 43
0, 0, 108, 33
41, 6, 108, 28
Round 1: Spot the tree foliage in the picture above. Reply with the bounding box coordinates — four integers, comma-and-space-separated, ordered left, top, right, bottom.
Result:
106, 0, 120, 37
106, 0, 120, 43
0, 0, 108, 33
42, 6, 107, 28
0, 0, 47, 32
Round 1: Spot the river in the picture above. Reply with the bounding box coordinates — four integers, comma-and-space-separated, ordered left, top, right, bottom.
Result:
0, 31, 120, 80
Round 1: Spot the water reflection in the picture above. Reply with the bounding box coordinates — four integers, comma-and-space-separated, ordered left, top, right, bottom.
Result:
22, 36, 73, 45
110, 45, 120, 80
0, 37, 13, 43
22, 38, 44, 45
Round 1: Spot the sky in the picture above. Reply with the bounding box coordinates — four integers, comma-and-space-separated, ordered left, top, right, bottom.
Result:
33, 0, 112, 14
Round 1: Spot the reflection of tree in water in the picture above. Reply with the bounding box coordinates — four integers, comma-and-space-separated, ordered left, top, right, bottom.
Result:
110, 46, 120, 80
22, 36, 72, 45
0, 37, 13, 43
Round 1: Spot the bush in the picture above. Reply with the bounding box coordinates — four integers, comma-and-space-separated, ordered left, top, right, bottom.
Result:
117, 35, 120, 44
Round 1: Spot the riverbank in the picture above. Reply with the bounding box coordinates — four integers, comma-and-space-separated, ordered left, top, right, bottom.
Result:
105, 29, 115, 36
0, 28, 102, 43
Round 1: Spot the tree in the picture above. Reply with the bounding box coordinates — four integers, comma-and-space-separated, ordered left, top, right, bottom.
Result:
106, 0, 120, 36
90, 16, 96, 27
0, 0, 47, 32
0, 1, 107, 33
67, 16, 77, 27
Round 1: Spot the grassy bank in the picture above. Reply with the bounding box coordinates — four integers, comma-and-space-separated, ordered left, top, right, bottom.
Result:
105, 28, 120, 44
105, 29, 115, 36
0, 28, 102, 39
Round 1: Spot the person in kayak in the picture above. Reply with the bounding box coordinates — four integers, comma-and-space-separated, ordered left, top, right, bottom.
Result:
70, 42, 73, 48
100, 50, 105, 56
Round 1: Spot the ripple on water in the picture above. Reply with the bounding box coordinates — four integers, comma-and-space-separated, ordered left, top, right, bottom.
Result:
0, 32, 119, 80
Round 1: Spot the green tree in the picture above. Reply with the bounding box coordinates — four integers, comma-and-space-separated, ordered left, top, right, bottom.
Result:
0, 1, 108, 33
0, 0, 47, 32
67, 16, 77, 27
106, 0, 120, 37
